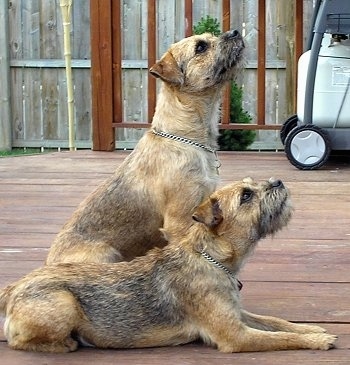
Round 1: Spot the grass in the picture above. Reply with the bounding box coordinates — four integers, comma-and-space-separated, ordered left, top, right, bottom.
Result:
0, 148, 58, 157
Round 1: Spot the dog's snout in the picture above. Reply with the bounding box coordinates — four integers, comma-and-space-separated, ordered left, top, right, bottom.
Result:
231, 29, 240, 38
221, 29, 245, 50
269, 178, 284, 189
224, 29, 242, 40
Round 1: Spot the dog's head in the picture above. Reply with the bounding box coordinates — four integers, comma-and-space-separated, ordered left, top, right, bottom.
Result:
150, 30, 244, 92
192, 177, 292, 256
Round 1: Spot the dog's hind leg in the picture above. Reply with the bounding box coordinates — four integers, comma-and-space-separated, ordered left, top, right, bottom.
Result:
241, 310, 327, 334
5, 292, 81, 353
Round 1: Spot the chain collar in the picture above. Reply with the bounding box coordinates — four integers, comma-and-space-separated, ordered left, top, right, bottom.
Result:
200, 249, 243, 291
152, 129, 215, 153
151, 129, 221, 171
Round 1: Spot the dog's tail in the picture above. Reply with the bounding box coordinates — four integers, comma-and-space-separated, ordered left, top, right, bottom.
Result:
0, 285, 13, 315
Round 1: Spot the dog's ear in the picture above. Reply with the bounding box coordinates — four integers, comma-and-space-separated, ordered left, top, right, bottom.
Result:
159, 228, 170, 242
149, 52, 184, 85
192, 197, 223, 229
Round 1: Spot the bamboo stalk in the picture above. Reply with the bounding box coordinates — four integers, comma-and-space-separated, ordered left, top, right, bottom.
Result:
0, 0, 11, 151
60, 0, 75, 151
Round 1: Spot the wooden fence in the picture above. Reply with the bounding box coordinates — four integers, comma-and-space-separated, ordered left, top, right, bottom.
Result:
0, 0, 315, 151
3, 0, 91, 149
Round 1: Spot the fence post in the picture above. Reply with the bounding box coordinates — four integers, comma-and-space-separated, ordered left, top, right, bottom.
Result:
0, 1, 12, 151
90, 0, 115, 151
257, 0, 266, 125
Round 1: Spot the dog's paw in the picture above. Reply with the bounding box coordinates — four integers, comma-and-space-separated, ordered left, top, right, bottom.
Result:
305, 333, 337, 350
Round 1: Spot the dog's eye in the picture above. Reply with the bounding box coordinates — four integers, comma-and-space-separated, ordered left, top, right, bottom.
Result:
195, 40, 208, 54
240, 189, 253, 204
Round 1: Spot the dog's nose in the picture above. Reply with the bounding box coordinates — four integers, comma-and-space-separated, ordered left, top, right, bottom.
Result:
231, 29, 240, 38
220, 30, 244, 50
269, 178, 284, 189
226, 29, 241, 39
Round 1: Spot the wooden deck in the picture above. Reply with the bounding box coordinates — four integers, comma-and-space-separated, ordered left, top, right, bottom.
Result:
1, 150, 350, 364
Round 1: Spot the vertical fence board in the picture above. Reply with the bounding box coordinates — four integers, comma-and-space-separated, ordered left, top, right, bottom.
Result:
303, 0, 314, 50
265, 0, 283, 124
8, 0, 23, 60
158, 1, 175, 54
173, 1, 184, 41
122, 0, 143, 60
22, 0, 40, 59
23, 69, 42, 141
72, 0, 90, 59
69, 1, 91, 143
193, 0, 222, 26
58, 72, 69, 140
74, 69, 92, 141
11, 69, 24, 142
147, 0, 156, 126
230, 0, 244, 32
242, 0, 258, 132
40, 0, 60, 59
41, 68, 59, 140
279, 0, 294, 118
118, 0, 148, 144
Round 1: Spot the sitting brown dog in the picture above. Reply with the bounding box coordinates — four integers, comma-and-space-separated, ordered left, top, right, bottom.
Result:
0, 178, 337, 353
46, 30, 245, 264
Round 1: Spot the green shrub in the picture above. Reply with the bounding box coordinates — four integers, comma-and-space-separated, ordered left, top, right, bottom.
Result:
219, 84, 256, 151
193, 16, 221, 37
193, 16, 255, 151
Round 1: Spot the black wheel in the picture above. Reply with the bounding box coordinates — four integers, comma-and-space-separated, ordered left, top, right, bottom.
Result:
280, 114, 298, 145
284, 125, 331, 170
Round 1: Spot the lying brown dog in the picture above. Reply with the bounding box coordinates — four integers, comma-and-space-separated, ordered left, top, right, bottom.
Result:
46, 30, 245, 264
0, 178, 337, 353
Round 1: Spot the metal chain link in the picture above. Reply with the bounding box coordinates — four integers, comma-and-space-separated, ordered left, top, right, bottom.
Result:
152, 129, 216, 154
200, 249, 242, 290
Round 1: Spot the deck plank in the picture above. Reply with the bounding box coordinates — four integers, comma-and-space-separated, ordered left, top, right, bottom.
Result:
1, 150, 350, 364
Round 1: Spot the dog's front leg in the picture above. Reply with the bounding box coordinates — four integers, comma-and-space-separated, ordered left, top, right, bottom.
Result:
215, 325, 337, 352
241, 310, 327, 334
199, 309, 337, 352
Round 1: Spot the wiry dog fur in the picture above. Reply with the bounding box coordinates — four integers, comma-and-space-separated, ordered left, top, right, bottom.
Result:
0, 178, 337, 353
46, 30, 245, 264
